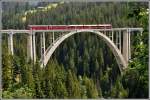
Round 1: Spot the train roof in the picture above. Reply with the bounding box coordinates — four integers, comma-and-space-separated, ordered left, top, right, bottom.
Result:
29, 24, 112, 27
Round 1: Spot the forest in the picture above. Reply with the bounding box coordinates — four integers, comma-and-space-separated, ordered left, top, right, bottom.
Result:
1, 1, 148, 99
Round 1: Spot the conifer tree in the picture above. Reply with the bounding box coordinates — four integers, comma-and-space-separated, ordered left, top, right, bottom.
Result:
83, 76, 99, 98
2, 53, 13, 89
66, 70, 81, 98
33, 62, 44, 98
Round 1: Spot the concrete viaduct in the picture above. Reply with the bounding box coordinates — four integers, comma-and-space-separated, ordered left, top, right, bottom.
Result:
0, 24, 143, 71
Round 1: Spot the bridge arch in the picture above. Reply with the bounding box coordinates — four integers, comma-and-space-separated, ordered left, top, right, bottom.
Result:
42, 29, 127, 71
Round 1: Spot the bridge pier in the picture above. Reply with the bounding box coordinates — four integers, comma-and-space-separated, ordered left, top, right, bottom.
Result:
32, 32, 36, 63
123, 29, 130, 64
27, 32, 37, 63
27, 33, 33, 61
8, 32, 14, 55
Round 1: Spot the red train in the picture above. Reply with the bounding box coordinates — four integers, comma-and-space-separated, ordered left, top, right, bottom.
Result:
29, 24, 112, 30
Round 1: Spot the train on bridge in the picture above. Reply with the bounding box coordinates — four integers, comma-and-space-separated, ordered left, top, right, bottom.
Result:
29, 24, 112, 30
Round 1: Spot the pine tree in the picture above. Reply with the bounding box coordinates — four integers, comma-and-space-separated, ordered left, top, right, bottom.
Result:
53, 61, 68, 98
2, 53, 13, 89
66, 70, 81, 98
78, 75, 87, 99
26, 63, 35, 90
33, 62, 44, 98
95, 59, 99, 75
83, 76, 99, 98
110, 77, 128, 98
83, 48, 89, 75
100, 70, 110, 97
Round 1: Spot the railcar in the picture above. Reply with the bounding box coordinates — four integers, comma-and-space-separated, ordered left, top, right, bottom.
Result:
28, 24, 112, 30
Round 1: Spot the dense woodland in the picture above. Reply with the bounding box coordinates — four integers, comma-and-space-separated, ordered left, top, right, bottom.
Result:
2, 2, 148, 98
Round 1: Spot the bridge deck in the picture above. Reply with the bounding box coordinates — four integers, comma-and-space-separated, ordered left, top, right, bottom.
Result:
0, 30, 30, 34
0, 27, 143, 34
